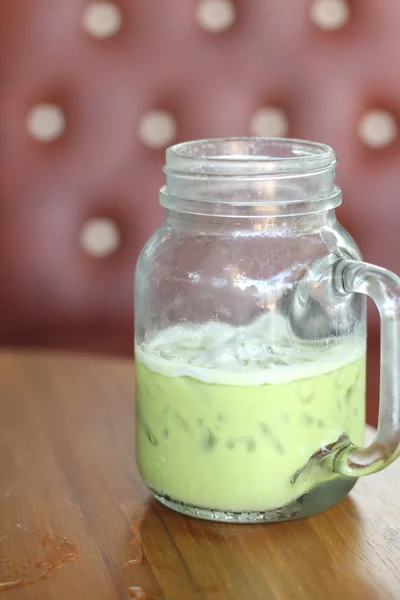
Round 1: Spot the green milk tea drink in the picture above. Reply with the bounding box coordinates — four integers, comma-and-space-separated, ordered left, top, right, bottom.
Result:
135, 320, 365, 517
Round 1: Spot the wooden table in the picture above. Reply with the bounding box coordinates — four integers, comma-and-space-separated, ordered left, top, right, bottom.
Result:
0, 352, 399, 600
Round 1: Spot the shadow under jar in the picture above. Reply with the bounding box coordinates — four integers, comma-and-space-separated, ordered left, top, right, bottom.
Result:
134, 138, 400, 523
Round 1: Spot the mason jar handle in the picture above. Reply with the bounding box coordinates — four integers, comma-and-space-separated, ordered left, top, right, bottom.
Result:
331, 259, 400, 477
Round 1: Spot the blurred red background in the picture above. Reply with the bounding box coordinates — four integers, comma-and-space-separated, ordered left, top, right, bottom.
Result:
1, 0, 399, 424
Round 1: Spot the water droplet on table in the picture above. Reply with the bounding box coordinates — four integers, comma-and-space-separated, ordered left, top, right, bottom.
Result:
0, 525, 78, 592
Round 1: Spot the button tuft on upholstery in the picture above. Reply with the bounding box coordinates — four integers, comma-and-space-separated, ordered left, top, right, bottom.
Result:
196, 0, 236, 33
82, 1, 122, 39
249, 107, 289, 138
26, 104, 66, 143
80, 218, 121, 257
138, 110, 177, 149
358, 110, 398, 149
310, 0, 350, 30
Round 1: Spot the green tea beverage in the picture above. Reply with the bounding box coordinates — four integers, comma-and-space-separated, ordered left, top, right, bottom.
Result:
135, 321, 365, 519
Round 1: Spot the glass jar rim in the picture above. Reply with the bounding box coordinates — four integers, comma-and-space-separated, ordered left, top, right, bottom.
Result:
165, 137, 337, 177
161, 137, 341, 217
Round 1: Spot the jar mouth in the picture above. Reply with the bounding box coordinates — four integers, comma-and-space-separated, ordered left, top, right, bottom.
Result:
166, 137, 336, 176
161, 137, 341, 217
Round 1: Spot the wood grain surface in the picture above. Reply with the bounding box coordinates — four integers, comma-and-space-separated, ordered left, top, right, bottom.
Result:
0, 351, 399, 600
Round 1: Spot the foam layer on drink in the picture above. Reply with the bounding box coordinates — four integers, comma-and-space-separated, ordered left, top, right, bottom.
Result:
136, 314, 365, 385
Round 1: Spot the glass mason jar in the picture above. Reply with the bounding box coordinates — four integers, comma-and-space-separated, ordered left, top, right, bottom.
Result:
134, 138, 400, 523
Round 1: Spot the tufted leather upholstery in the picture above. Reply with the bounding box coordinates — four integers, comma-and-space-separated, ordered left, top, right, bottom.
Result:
0, 0, 399, 424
